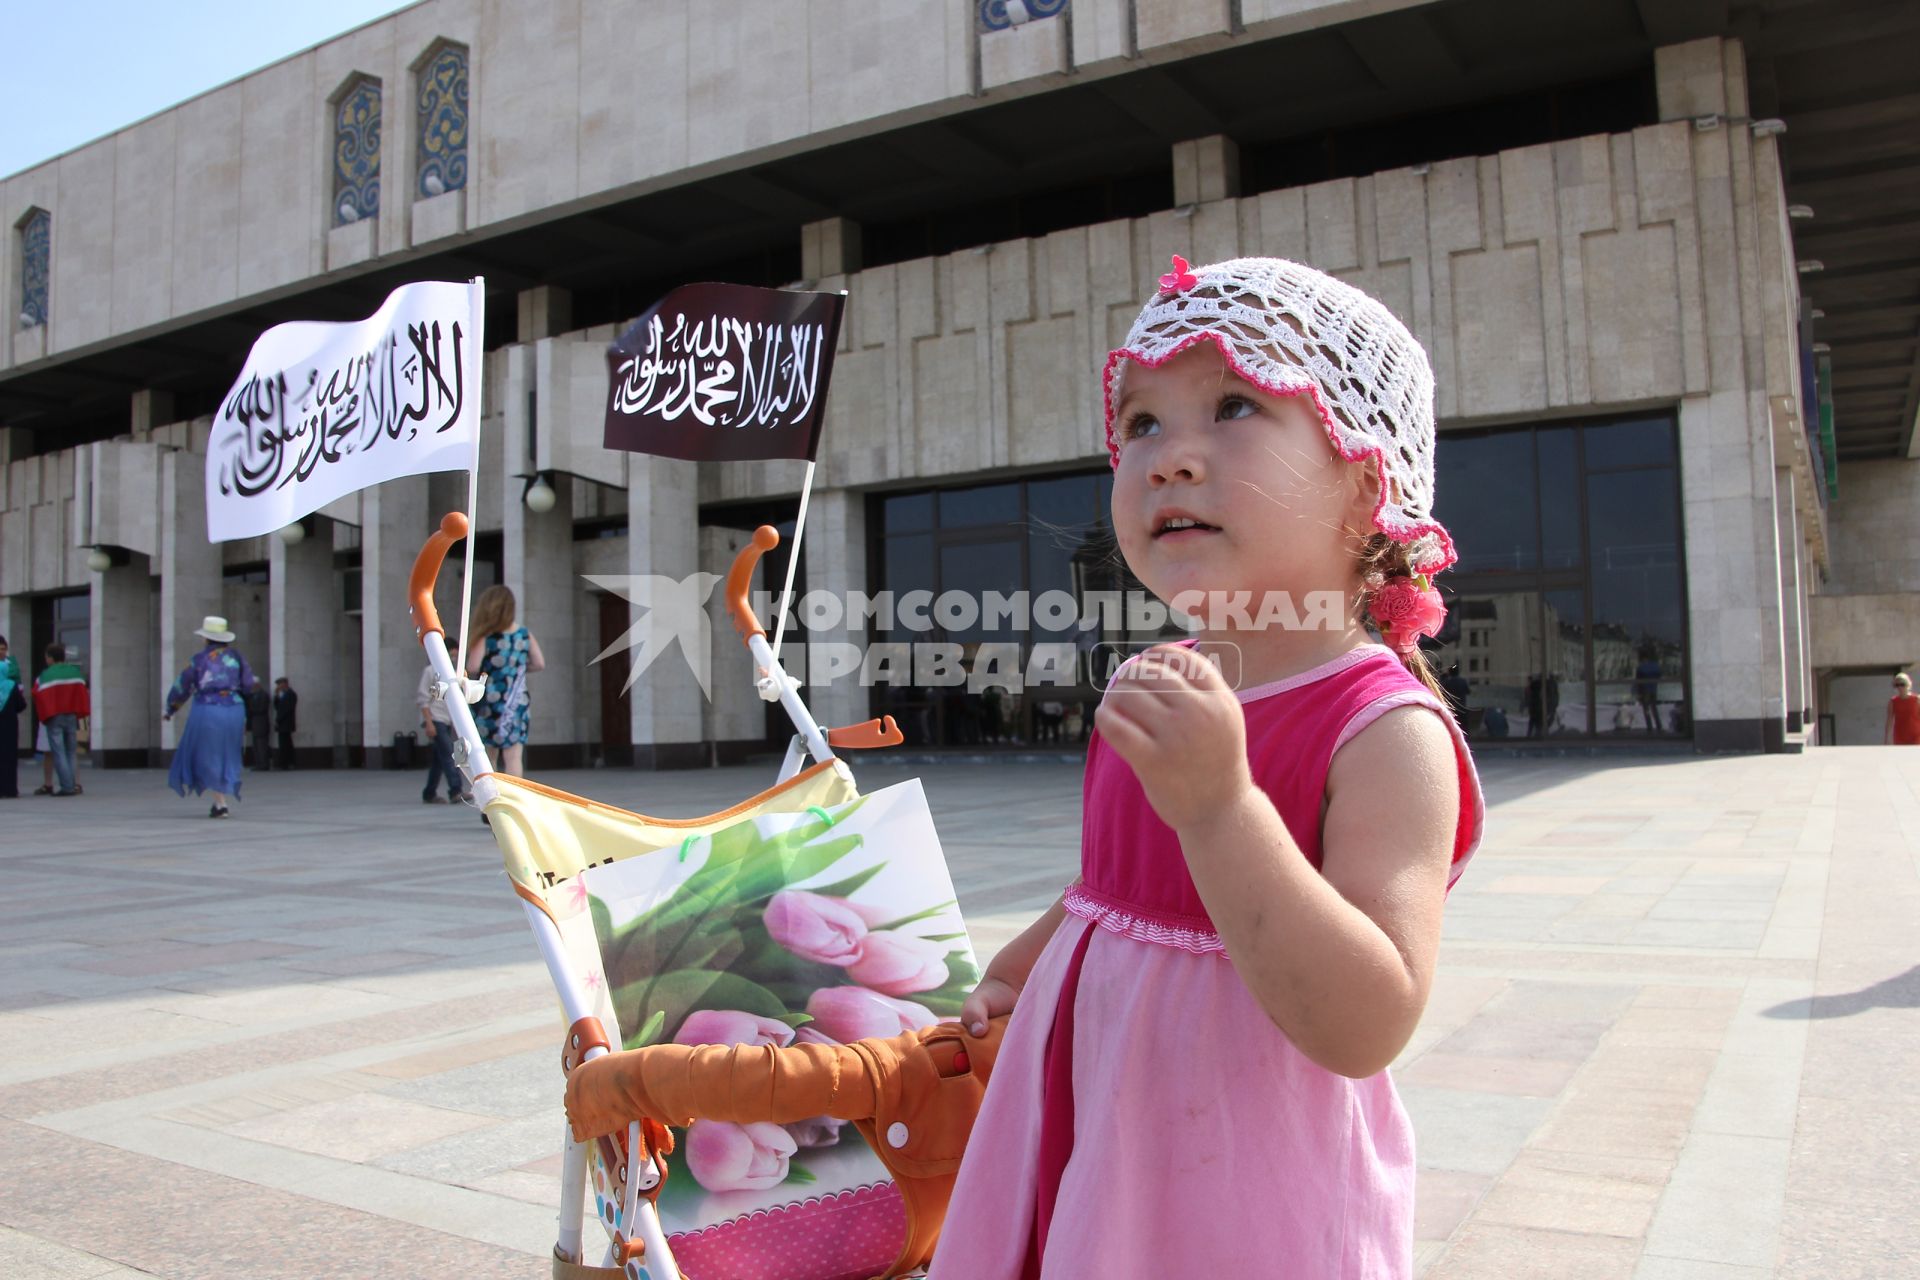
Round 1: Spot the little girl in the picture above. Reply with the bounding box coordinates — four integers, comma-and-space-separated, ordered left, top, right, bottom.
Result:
935, 257, 1484, 1278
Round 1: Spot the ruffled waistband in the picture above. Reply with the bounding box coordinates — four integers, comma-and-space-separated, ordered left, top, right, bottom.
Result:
1062, 883, 1225, 956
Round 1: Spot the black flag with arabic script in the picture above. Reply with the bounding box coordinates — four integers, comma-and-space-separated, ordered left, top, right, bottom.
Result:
603, 283, 844, 464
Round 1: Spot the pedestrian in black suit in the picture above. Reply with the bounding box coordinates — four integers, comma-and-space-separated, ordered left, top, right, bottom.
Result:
272, 677, 299, 770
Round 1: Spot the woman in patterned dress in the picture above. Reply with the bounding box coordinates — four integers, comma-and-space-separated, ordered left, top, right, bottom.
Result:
164, 616, 258, 818
463, 585, 546, 778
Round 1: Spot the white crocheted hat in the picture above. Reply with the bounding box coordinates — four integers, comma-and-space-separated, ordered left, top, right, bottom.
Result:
1104, 255, 1454, 575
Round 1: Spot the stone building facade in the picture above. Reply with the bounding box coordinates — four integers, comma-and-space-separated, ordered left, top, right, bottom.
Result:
2, 0, 1915, 765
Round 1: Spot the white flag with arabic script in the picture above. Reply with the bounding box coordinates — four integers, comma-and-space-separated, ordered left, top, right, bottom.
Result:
205, 280, 479, 542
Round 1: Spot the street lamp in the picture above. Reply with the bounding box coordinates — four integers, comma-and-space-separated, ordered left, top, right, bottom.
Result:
524, 473, 557, 513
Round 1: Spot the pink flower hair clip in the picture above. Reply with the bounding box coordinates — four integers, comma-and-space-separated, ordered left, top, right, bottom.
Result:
1372, 575, 1446, 655
1158, 255, 1199, 294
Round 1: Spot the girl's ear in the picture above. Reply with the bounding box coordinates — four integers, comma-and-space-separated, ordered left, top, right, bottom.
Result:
1346, 456, 1385, 534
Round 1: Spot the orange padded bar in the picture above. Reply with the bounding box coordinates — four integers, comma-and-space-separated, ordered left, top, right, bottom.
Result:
826, 716, 904, 750
409, 511, 470, 643
725, 525, 780, 646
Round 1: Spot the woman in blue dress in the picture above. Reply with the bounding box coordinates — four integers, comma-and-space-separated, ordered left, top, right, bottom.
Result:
464, 586, 546, 778
164, 616, 257, 818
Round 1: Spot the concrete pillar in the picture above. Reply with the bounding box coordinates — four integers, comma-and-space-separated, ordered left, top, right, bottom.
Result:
800, 488, 870, 735
701, 525, 763, 761
159, 450, 224, 754
270, 518, 337, 766
1654, 37, 1732, 123
506, 470, 578, 767
801, 218, 863, 280
518, 286, 573, 343
626, 452, 703, 767
361, 476, 429, 767
88, 554, 154, 766
1798, 533, 1816, 728
1172, 134, 1240, 206
1776, 469, 1806, 733
1662, 34, 1795, 753
130, 390, 175, 442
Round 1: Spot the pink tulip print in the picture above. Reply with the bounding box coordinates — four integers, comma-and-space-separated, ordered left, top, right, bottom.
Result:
763, 890, 875, 966
580, 789, 979, 1232
805, 986, 939, 1042
684, 1120, 798, 1193
674, 1009, 797, 1049
846, 930, 950, 996
783, 1115, 846, 1151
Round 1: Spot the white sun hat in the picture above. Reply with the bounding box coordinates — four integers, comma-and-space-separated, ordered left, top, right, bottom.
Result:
193, 615, 237, 643
1104, 255, 1455, 575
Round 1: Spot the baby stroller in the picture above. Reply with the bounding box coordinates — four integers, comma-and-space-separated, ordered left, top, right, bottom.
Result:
407, 514, 981, 1280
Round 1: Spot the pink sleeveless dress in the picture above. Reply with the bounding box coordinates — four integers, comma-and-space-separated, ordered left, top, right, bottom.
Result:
929, 644, 1484, 1279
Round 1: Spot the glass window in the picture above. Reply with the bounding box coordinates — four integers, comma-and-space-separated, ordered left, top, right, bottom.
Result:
1583, 416, 1674, 470
1428, 589, 1541, 742
937, 540, 1022, 643
879, 491, 933, 529
881, 533, 933, 641
1586, 470, 1685, 674
872, 471, 1119, 748
415, 43, 469, 200
332, 76, 382, 227
1542, 587, 1588, 737
1434, 432, 1537, 574
51, 593, 90, 672
937, 483, 1019, 529
1537, 427, 1581, 570
1587, 467, 1686, 737
883, 492, 933, 533
1025, 474, 1099, 531
17, 208, 49, 329
1430, 412, 1686, 741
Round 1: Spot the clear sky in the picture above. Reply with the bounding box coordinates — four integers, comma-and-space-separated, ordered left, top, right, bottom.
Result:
0, 1, 418, 178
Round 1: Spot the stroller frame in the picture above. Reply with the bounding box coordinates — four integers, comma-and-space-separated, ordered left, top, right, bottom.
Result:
406, 512, 902, 1277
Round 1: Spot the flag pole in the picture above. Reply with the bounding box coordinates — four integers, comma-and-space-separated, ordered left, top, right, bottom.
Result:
769, 290, 841, 667
768, 458, 814, 666
454, 277, 486, 697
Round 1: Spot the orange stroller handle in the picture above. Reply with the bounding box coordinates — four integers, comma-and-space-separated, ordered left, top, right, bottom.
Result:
827, 716, 904, 750
726, 525, 780, 645
409, 511, 470, 643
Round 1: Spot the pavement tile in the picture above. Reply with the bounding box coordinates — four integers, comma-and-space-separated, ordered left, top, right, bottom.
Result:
1398, 1085, 1553, 1176
372, 1111, 565, 1182
1424, 1222, 1642, 1279
359, 1022, 559, 1081
225, 1092, 496, 1163
378, 1048, 557, 1118
1634, 1258, 1771, 1279
0, 1226, 138, 1278
1642, 1133, 1791, 1268
1414, 1168, 1493, 1242
1530, 1087, 1700, 1162
1472, 1149, 1670, 1239
0, 1117, 536, 1279
1398, 1051, 1583, 1098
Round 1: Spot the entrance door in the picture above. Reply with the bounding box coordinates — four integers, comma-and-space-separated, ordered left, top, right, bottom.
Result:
597, 592, 632, 758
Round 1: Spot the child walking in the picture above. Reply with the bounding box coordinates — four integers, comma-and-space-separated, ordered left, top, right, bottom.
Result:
935, 257, 1485, 1278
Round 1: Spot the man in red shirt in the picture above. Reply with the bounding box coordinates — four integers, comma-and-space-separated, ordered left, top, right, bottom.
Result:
32, 644, 90, 797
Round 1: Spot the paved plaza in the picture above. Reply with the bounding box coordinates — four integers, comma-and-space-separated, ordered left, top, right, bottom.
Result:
1, 749, 1916, 1278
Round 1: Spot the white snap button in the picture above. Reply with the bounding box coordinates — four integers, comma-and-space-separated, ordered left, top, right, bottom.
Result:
886, 1122, 909, 1149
